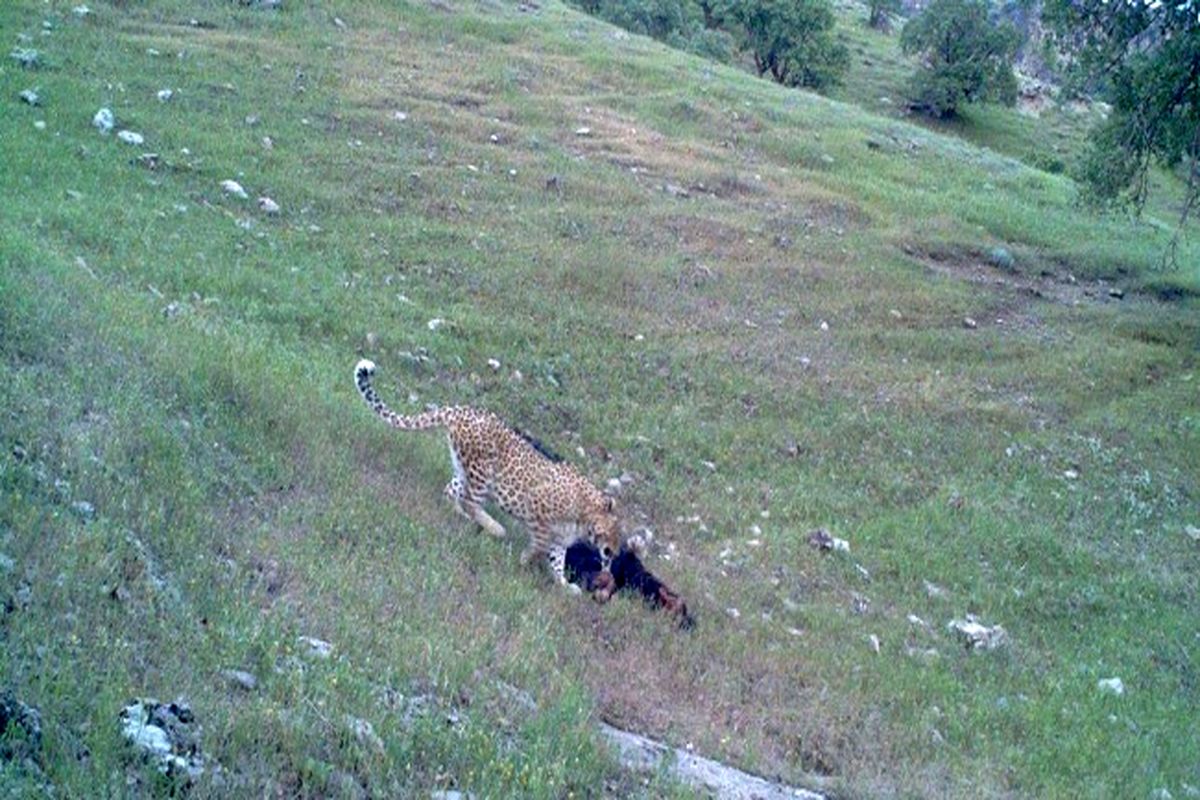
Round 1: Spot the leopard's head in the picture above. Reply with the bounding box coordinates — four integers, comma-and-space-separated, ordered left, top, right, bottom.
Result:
585, 496, 621, 569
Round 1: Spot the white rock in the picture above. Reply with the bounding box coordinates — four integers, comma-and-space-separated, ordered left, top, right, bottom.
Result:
1063, 469, 1079, 480
868, 634, 881, 654
726, 607, 740, 619
346, 715, 384, 753
157, 88, 173, 102
963, 317, 978, 329
73, 5, 91, 17
257, 196, 281, 214
1186, 525, 1200, 542
92, 107, 114, 134
117, 130, 144, 145
426, 318, 446, 331
947, 615, 1007, 650
487, 358, 501, 371
220, 179, 248, 199
19, 88, 40, 106
924, 580, 947, 599
819, 320, 829, 331
393, 111, 408, 121
574, 126, 592, 136
34, 120, 46, 130
298, 635, 333, 659
1097, 677, 1125, 696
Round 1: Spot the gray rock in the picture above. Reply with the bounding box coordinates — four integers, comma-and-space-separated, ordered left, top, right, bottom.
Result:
297, 635, 332, 659
117, 130, 144, 145
0, 554, 14, 573
345, 715, 384, 753
220, 179, 248, 199
119, 698, 205, 779
947, 616, 1006, 650
219, 670, 258, 692
92, 107, 114, 134
70, 500, 95, 520
1097, 677, 1125, 696
0, 689, 42, 763
10, 48, 41, 68
19, 89, 41, 106
988, 247, 1015, 271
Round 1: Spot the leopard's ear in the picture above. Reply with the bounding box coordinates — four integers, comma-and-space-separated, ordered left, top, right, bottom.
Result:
602, 495, 616, 514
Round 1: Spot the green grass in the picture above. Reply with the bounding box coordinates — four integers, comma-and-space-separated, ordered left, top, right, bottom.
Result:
1, 1, 1197, 798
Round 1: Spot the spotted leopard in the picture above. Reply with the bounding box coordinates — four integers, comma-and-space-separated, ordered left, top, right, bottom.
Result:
354, 359, 621, 591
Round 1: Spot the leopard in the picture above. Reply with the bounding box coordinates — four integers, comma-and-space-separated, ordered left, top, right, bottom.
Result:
354, 359, 621, 592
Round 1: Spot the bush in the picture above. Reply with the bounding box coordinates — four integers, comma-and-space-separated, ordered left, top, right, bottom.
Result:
724, 0, 850, 90
900, 0, 1020, 117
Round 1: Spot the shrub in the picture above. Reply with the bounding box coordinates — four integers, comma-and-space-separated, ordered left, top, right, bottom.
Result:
900, 0, 1020, 117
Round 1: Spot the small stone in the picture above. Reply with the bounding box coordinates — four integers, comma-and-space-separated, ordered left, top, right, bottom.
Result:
19, 88, 40, 106
220, 669, 258, 692
333, 16, 346, 29
1185, 525, 1200, 542
606, 478, 622, 492
987, 247, 1015, 271
807, 528, 849, 553
34, 120, 46, 130
393, 111, 408, 121
726, 607, 741, 619
1108, 288, 1125, 299
117, 130, 144, 145
1063, 469, 1079, 480
868, 634, 881, 654
298, 635, 333, 659
163, 302, 182, 318
346, 715, 384, 753
486, 358, 501, 371
92, 107, 114, 134
819, 320, 829, 331
889, 308, 902, 319
157, 88, 173, 102
0, 554, 14, 573
73, 4, 92, 16
426, 318, 446, 331
220, 180, 248, 199
244, 114, 260, 127
489, 133, 500, 143
574, 126, 592, 136
663, 183, 690, 198
257, 196, 281, 215
963, 317, 978, 329
947, 616, 1006, 651
70, 500, 96, 520
1097, 677, 1125, 696
10, 48, 41, 68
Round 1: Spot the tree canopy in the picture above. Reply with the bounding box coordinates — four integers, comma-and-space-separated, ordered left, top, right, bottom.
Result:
900, 0, 1020, 117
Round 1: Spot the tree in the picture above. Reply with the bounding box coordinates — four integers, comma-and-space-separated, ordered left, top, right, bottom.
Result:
867, 0, 902, 32
1045, 0, 1200, 227
900, 0, 1020, 117
724, 0, 851, 90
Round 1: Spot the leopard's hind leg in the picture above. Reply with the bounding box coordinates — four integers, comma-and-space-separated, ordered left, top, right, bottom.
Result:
446, 442, 506, 538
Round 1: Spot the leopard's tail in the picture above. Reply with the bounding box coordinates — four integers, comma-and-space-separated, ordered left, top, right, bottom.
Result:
354, 360, 447, 431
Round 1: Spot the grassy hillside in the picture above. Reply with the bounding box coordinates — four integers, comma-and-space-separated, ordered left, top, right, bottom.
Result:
2, 1, 1197, 798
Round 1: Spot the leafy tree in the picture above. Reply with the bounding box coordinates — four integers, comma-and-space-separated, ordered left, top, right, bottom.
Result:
724, 0, 850, 90
900, 0, 1020, 117
1045, 0, 1199, 225
573, 0, 734, 62
867, 0, 902, 32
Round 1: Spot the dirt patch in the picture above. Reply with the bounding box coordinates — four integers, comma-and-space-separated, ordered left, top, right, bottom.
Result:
906, 246, 1135, 308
